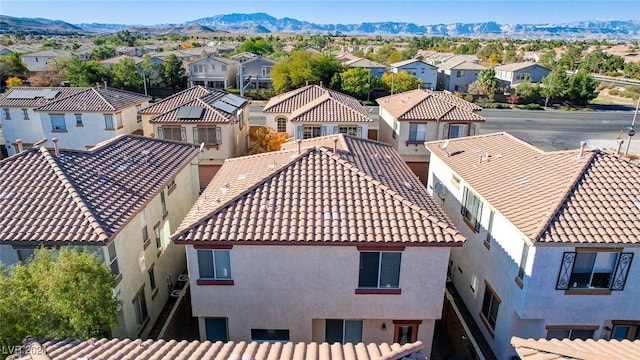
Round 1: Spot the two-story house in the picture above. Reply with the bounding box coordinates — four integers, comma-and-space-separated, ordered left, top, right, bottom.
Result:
0, 135, 199, 339
187, 56, 239, 89
0, 87, 87, 156
495, 62, 550, 87
171, 134, 464, 355
436, 60, 486, 93
263, 85, 374, 141
344, 58, 387, 80
424, 133, 639, 359
20, 50, 74, 72
376, 89, 484, 183
238, 56, 277, 90
389, 60, 439, 90
139, 86, 249, 188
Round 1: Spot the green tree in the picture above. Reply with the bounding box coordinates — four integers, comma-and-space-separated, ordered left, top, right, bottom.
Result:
381, 71, 421, 94
237, 37, 274, 56
64, 58, 112, 87
90, 45, 117, 61
603, 55, 625, 73
140, 55, 165, 88
340, 67, 380, 100
564, 71, 598, 105
112, 58, 143, 90
271, 51, 343, 93
542, 68, 568, 105
0, 248, 120, 349
515, 78, 541, 100
476, 68, 499, 98
559, 46, 583, 71
163, 54, 187, 91
0, 53, 28, 82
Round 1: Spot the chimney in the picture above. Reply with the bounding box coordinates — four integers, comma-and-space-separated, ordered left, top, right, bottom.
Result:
306, 80, 309, 86
52, 138, 60, 157
616, 138, 624, 155
297, 139, 302, 154
16, 139, 24, 153
579, 141, 587, 157
103, 80, 108, 89
320, 81, 323, 87
333, 137, 338, 154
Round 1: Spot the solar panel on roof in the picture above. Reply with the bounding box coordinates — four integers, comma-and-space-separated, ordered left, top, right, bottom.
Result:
221, 94, 245, 107
6, 89, 59, 100
176, 106, 205, 119
212, 100, 236, 114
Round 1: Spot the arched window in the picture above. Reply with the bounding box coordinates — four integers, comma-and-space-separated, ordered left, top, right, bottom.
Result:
276, 117, 287, 133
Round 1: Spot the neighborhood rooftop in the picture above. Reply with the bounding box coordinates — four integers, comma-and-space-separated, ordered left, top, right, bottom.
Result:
376, 89, 484, 122
9, 338, 426, 360
0, 87, 88, 108
149, 90, 248, 124
0, 135, 197, 245
33, 86, 150, 113
172, 134, 463, 245
139, 86, 212, 115
494, 61, 549, 72
511, 337, 640, 360
425, 132, 640, 244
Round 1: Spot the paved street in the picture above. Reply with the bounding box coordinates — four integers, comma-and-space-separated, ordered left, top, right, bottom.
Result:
250, 102, 640, 154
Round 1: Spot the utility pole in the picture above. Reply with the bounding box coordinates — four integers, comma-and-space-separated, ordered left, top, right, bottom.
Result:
624, 96, 640, 155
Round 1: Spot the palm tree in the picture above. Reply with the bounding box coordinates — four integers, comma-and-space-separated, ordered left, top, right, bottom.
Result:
477, 68, 498, 100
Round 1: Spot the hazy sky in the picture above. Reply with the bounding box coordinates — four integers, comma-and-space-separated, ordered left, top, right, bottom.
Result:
2, 0, 638, 26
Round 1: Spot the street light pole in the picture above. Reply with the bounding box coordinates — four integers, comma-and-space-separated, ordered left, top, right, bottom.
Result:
624, 96, 640, 155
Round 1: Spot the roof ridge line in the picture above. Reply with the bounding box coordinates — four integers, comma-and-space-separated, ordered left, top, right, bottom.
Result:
171, 150, 311, 242
92, 88, 116, 111
317, 147, 461, 238
39, 147, 110, 242
263, 85, 313, 112
532, 151, 599, 241
290, 92, 331, 120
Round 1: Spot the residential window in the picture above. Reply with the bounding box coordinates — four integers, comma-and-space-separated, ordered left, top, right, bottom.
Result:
75, 114, 83, 126
358, 252, 401, 289
456, 70, 465, 78
205, 318, 229, 342
107, 242, 119, 276
485, 210, 495, 247
194, 127, 220, 145
136, 105, 142, 121
251, 329, 289, 342
221, 65, 227, 71
261, 67, 269, 77
449, 124, 469, 138
142, 225, 149, 244
154, 223, 161, 251
546, 328, 595, 340
339, 126, 358, 136
276, 117, 287, 133
22, 109, 29, 120
197, 249, 231, 279
569, 252, 618, 289
148, 267, 156, 292
116, 113, 123, 128
612, 323, 640, 340
167, 179, 176, 193
480, 282, 500, 333
16, 248, 35, 262
3, 108, 10, 120
50, 114, 67, 131
132, 288, 149, 327
104, 114, 114, 129
461, 187, 483, 232
158, 126, 185, 141
160, 191, 167, 215
325, 319, 363, 344
303, 126, 322, 139
392, 120, 398, 139
408, 123, 427, 142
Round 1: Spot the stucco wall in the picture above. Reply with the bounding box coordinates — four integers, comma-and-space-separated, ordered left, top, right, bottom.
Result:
187, 244, 450, 353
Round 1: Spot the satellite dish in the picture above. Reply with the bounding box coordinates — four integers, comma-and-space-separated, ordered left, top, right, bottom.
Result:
434, 182, 444, 194
199, 143, 205, 153
441, 140, 449, 150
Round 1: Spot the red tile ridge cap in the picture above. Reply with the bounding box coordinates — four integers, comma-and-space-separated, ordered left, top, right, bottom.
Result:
318, 147, 464, 242
510, 337, 616, 360
39, 147, 109, 242
171, 149, 310, 241
533, 150, 599, 242
377, 341, 424, 360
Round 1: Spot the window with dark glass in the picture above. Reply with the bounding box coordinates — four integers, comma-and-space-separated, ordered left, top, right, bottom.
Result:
358, 252, 401, 289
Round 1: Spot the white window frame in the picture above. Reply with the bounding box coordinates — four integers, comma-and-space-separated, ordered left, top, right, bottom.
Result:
276, 117, 287, 133
461, 187, 483, 232
408, 123, 427, 142
50, 114, 67, 131
104, 114, 114, 129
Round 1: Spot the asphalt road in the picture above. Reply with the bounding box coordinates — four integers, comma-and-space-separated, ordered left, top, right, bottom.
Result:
250, 103, 640, 154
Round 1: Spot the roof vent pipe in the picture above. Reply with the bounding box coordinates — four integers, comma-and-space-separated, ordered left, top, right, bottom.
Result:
579, 141, 587, 157
297, 139, 302, 154
320, 81, 323, 87
52, 138, 60, 157
333, 138, 338, 154
16, 139, 23, 153
616, 138, 624, 155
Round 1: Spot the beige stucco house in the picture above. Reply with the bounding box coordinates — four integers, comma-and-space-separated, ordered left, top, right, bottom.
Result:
187, 56, 239, 89
0, 135, 199, 339
262, 85, 374, 141
376, 89, 484, 183
139, 86, 250, 189
172, 134, 464, 355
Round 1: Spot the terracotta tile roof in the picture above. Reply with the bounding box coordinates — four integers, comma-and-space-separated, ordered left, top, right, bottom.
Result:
0, 135, 197, 245
10, 338, 426, 360
0, 87, 87, 108
425, 132, 640, 245
173, 134, 463, 246
495, 62, 550, 72
264, 85, 373, 124
34, 87, 149, 113
511, 337, 640, 360
376, 89, 484, 122
139, 86, 211, 115
149, 91, 248, 124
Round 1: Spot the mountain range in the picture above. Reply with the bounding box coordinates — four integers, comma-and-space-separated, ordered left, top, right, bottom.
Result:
1, 13, 639, 39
